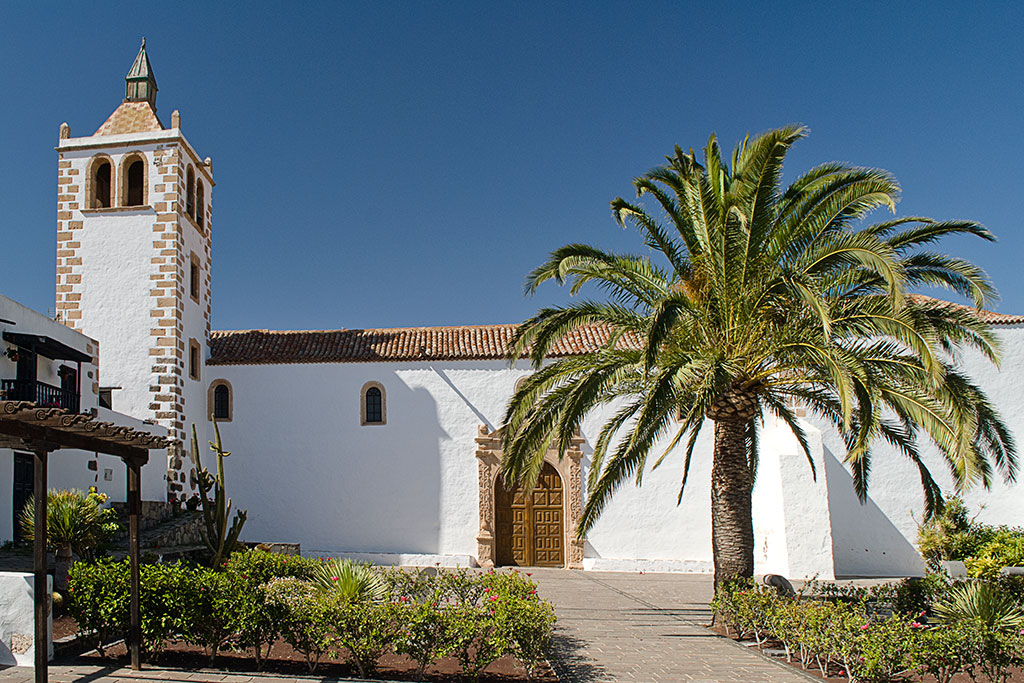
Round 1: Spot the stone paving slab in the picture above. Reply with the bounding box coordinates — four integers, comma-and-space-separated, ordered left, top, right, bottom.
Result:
0, 568, 812, 683
529, 568, 814, 682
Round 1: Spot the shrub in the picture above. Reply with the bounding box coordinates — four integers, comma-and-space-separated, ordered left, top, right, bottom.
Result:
494, 592, 555, 681
913, 619, 985, 683
226, 548, 315, 584
393, 597, 459, 679
68, 558, 128, 654
182, 568, 243, 664
966, 533, 1024, 579
264, 577, 336, 673
450, 605, 507, 682
334, 599, 401, 678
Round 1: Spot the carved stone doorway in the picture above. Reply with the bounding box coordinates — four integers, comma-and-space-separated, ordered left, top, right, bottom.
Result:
475, 424, 584, 569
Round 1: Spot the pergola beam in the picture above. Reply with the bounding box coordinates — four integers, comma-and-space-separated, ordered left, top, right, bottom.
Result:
0, 402, 167, 682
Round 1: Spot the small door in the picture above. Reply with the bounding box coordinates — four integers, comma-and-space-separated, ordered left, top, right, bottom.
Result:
12, 453, 34, 541
495, 462, 564, 567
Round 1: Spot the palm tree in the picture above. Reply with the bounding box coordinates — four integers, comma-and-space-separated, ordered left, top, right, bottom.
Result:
500, 125, 1017, 587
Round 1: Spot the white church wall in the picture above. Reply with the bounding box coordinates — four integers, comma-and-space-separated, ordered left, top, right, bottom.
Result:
209, 359, 721, 568
805, 324, 1024, 575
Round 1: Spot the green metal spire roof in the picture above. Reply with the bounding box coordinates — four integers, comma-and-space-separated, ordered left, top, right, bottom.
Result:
126, 37, 157, 89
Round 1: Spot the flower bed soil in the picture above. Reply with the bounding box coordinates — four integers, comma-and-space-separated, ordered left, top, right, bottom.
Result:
76, 638, 558, 682
710, 623, 1024, 683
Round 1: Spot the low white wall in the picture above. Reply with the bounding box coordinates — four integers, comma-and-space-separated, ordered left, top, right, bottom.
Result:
0, 572, 51, 666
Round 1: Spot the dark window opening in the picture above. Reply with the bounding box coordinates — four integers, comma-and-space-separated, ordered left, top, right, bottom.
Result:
94, 162, 111, 208
365, 387, 383, 423
213, 384, 230, 419
186, 167, 195, 218
98, 388, 112, 410
195, 181, 205, 228
189, 342, 200, 380
126, 160, 145, 206
190, 259, 200, 300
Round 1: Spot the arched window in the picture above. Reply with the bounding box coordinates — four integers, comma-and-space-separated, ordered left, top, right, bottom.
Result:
186, 166, 196, 218
195, 180, 205, 228
361, 381, 386, 425
92, 160, 112, 208
214, 385, 229, 419
208, 380, 233, 422
122, 154, 147, 206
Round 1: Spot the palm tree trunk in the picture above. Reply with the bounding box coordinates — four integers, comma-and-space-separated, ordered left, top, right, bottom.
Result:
710, 418, 754, 590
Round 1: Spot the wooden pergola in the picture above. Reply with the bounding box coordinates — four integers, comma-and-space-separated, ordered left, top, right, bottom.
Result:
0, 401, 172, 683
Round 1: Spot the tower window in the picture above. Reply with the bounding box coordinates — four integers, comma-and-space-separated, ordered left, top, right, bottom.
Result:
195, 180, 205, 228
125, 158, 145, 206
189, 338, 201, 381
93, 161, 112, 208
190, 252, 201, 303
186, 166, 195, 218
208, 380, 233, 422
361, 382, 386, 425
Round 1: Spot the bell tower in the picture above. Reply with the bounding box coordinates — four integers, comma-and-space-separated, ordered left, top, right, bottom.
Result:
54, 39, 213, 498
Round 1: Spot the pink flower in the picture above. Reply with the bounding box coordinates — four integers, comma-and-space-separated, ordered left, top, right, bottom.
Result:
911, 622, 924, 629
483, 587, 491, 593
860, 624, 870, 631
526, 573, 532, 577
331, 576, 339, 581
489, 595, 499, 601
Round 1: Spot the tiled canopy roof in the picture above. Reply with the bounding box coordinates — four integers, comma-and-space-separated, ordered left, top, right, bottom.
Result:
209, 300, 1024, 367
909, 295, 1024, 325
208, 324, 624, 366
94, 101, 164, 136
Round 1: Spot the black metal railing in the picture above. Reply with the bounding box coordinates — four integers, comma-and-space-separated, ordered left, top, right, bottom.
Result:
0, 379, 80, 412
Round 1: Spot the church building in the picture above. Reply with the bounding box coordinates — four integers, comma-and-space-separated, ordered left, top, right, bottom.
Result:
12, 42, 1024, 578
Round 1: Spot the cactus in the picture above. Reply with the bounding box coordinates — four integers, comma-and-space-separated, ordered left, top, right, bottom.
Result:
190, 421, 247, 568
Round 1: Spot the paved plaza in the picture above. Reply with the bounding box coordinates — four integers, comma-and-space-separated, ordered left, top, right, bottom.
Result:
0, 569, 811, 683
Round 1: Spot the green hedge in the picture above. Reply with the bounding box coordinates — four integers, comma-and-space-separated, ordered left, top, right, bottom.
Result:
712, 579, 1024, 683
68, 550, 555, 680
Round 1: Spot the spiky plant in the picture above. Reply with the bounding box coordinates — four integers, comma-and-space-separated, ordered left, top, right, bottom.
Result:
20, 488, 119, 589
191, 421, 247, 569
501, 125, 1016, 588
310, 558, 388, 603
933, 581, 1024, 631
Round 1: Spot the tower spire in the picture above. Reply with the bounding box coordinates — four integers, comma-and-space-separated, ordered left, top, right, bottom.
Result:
125, 38, 158, 107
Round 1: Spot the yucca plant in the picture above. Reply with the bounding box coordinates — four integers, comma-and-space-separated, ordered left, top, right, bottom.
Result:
310, 558, 388, 603
933, 581, 1024, 631
20, 488, 119, 589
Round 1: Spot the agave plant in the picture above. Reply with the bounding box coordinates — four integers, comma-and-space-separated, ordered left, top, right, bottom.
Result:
310, 558, 388, 603
933, 581, 1024, 631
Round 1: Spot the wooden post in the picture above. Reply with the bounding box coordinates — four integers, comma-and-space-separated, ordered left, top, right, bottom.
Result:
128, 458, 142, 670
32, 448, 48, 683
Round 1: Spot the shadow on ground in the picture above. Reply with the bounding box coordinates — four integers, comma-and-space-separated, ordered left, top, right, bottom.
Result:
548, 631, 610, 683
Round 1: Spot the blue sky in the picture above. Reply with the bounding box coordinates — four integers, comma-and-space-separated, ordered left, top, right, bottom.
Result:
1, 2, 1021, 330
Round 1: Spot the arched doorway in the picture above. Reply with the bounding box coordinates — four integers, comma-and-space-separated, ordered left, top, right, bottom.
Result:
475, 424, 584, 569
495, 462, 564, 567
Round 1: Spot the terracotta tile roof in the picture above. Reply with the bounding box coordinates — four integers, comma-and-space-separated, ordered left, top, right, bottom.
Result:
909, 295, 1024, 325
94, 101, 164, 136
208, 324, 625, 366
208, 299, 1023, 367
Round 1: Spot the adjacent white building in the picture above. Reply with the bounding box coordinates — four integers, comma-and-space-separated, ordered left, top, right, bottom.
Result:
6, 41, 1022, 579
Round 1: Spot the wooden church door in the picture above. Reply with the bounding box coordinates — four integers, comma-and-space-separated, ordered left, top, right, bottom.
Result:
495, 462, 564, 567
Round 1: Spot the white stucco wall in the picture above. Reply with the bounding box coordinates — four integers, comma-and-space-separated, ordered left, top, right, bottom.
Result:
208, 360, 711, 568
0, 573, 51, 666
208, 323, 1024, 575
0, 294, 169, 542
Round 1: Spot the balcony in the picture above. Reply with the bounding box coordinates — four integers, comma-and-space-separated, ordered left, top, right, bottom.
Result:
1, 379, 80, 412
